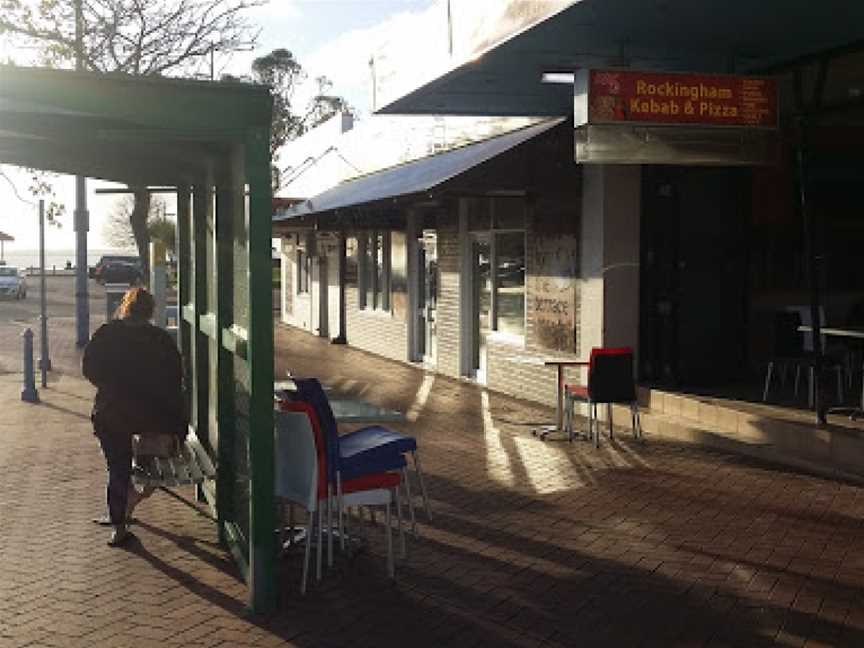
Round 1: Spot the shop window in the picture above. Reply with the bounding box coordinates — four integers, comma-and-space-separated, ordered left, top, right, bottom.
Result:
358, 230, 390, 311
345, 237, 359, 289
495, 231, 525, 338
475, 198, 526, 339
391, 232, 408, 320
297, 249, 310, 294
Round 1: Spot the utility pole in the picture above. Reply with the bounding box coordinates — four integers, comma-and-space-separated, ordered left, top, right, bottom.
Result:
38, 199, 51, 386
447, 0, 453, 57
74, 0, 90, 348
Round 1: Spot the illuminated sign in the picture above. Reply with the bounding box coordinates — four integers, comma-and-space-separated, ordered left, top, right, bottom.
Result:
575, 69, 777, 128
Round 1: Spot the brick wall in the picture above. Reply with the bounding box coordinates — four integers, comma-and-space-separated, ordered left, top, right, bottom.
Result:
433, 211, 462, 379
344, 288, 408, 363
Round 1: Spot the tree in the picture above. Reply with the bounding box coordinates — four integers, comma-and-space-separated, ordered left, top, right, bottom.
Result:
247, 49, 352, 190
0, 165, 65, 227
0, 0, 264, 269
0, 0, 264, 75
104, 193, 175, 257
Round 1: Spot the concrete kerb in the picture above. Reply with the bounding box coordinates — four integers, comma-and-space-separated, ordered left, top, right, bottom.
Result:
610, 400, 864, 487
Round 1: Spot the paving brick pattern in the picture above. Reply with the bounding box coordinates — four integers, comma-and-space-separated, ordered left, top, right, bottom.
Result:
0, 310, 862, 647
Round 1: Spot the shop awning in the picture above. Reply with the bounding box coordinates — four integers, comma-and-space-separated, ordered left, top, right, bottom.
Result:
274, 117, 564, 221
375, 0, 864, 117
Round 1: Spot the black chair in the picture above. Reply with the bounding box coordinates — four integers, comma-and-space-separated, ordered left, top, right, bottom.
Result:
763, 311, 845, 406
564, 347, 642, 448
763, 311, 805, 402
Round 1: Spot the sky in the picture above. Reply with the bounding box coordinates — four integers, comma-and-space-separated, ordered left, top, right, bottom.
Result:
0, 0, 440, 251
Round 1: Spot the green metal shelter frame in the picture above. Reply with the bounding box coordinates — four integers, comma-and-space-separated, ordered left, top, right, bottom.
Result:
0, 65, 277, 611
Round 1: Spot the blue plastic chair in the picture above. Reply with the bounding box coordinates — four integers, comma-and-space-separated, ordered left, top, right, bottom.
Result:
339, 425, 431, 518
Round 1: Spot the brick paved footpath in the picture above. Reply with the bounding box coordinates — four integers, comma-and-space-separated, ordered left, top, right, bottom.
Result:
0, 313, 862, 647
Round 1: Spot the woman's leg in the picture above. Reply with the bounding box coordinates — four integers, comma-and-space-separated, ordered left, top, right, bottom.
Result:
96, 431, 133, 540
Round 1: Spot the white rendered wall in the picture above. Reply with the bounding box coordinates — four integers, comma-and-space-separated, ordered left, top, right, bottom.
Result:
579, 164, 641, 362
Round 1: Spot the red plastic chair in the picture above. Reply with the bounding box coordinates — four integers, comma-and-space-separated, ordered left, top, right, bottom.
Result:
563, 347, 642, 448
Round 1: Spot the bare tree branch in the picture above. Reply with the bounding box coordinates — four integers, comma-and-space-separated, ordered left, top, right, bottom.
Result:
0, 0, 264, 262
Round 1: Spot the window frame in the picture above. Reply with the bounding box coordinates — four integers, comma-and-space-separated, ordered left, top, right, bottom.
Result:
296, 248, 310, 295
357, 229, 391, 312
469, 199, 527, 341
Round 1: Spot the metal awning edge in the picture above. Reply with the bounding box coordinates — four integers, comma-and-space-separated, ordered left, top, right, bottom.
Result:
273, 117, 565, 221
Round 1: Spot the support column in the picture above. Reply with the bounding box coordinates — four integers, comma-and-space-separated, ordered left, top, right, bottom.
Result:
579, 164, 642, 359
74, 175, 90, 348
245, 130, 276, 614
458, 198, 472, 377
191, 185, 210, 446
176, 186, 191, 353
406, 210, 419, 362
214, 186, 236, 543
149, 241, 167, 328
332, 231, 347, 343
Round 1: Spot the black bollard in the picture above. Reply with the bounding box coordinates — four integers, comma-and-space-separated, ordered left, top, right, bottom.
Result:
21, 328, 39, 403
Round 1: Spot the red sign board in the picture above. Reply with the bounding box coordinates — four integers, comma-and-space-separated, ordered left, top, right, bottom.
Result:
585, 69, 777, 128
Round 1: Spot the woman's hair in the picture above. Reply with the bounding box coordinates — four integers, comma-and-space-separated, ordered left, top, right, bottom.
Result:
115, 286, 155, 321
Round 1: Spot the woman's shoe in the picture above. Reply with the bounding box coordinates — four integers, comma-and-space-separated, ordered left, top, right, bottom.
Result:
107, 526, 132, 547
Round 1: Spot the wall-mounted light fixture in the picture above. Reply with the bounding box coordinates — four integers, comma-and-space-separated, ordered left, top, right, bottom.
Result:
541, 72, 575, 84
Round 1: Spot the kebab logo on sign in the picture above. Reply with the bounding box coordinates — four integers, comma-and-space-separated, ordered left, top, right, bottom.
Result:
586, 69, 777, 128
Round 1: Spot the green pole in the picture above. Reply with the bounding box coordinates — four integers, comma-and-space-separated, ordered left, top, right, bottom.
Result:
215, 187, 236, 541
245, 129, 276, 612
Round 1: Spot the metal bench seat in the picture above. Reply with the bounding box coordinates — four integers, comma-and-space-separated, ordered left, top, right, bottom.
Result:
131, 434, 216, 489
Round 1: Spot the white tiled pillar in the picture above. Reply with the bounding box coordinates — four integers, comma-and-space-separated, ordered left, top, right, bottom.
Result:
579, 164, 642, 363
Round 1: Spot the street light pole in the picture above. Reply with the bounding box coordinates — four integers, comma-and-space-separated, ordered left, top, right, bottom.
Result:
38, 199, 51, 385
74, 0, 90, 348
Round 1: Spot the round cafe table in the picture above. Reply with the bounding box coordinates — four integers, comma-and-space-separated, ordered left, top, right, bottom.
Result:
510, 356, 589, 439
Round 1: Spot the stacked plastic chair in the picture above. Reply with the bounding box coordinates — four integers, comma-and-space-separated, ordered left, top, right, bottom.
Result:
275, 403, 405, 594
292, 378, 431, 535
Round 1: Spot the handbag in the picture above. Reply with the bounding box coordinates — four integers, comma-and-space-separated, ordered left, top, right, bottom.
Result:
133, 433, 180, 459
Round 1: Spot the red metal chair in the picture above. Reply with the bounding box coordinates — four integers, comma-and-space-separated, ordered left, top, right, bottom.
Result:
563, 347, 642, 447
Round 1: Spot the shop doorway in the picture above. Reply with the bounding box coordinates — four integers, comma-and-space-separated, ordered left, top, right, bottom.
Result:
470, 233, 492, 383
416, 230, 438, 364
640, 166, 749, 387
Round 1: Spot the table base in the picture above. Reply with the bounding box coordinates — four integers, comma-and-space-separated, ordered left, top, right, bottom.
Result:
531, 425, 589, 442
531, 424, 562, 441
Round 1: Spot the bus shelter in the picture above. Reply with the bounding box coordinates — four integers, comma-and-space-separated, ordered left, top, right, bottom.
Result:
0, 66, 277, 611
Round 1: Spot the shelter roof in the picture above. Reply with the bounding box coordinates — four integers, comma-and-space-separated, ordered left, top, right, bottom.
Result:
0, 65, 272, 186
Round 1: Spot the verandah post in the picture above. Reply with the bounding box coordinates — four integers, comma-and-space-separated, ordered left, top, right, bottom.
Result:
245, 127, 276, 613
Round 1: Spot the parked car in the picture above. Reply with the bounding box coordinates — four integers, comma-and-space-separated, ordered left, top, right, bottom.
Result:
93, 255, 142, 284
0, 266, 27, 299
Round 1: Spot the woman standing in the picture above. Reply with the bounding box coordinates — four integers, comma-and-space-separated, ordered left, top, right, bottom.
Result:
83, 287, 187, 546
